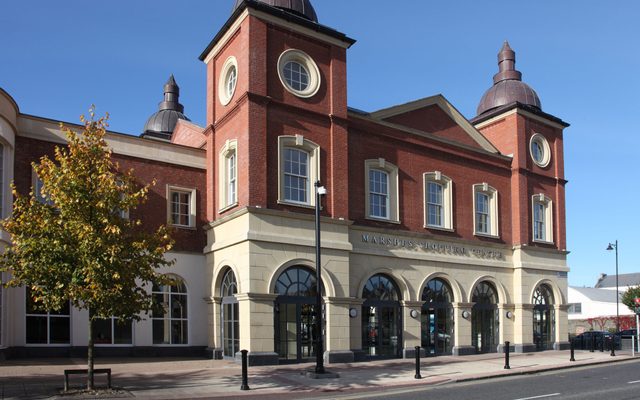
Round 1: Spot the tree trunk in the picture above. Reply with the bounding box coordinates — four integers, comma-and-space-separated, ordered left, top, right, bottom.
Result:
87, 318, 94, 390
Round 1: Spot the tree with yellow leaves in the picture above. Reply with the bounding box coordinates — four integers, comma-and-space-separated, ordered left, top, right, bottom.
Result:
0, 108, 174, 391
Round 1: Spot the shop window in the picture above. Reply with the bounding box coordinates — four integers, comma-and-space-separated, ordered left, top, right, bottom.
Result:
152, 277, 188, 345
92, 315, 133, 345
25, 288, 70, 344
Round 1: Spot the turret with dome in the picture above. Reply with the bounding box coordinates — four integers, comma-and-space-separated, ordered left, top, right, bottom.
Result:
476, 41, 541, 116
142, 75, 190, 141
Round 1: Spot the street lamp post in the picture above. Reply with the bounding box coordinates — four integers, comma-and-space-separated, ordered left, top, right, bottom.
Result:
606, 240, 619, 332
315, 181, 326, 374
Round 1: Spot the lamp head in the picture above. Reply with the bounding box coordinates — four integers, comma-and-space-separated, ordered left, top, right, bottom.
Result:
607, 243, 614, 251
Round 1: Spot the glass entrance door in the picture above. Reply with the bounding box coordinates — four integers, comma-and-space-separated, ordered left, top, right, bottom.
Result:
276, 301, 319, 362
363, 305, 400, 357
222, 301, 239, 358
472, 307, 498, 353
422, 307, 453, 356
533, 307, 553, 350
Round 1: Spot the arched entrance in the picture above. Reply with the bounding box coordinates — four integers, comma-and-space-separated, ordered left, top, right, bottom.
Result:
220, 269, 239, 358
532, 284, 555, 351
362, 274, 402, 358
421, 278, 454, 356
274, 266, 324, 363
472, 281, 498, 353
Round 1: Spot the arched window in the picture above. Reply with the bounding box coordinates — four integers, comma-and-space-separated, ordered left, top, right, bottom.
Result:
422, 278, 453, 304
221, 269, 239, 358
533, 285, 554, 305
221, 269, 238, 297
362, 274, 400, 301
472, 281, 498, 304
152, 277, 188, 345
275, 266, 321, 297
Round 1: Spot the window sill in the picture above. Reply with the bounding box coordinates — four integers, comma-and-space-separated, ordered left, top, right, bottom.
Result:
366, 216, 401, 225
219, 202, 239, 214
533, 239, 555, 245
168, 223, 197, 231
277, 199, 315, 210
424, 225, 455, 233
474, 232, 500, 239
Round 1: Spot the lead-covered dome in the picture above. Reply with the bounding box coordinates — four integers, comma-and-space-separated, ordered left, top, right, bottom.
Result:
142, 75, 190, 141
477, 42, 541, 116
233, 0, 318, 23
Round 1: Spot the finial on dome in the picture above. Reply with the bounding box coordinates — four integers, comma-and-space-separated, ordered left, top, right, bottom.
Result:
493, 41, 522, 84
476, 42, 542, 116
160, 74, 184, 113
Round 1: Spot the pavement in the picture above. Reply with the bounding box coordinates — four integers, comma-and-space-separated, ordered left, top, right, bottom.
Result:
0, 349, 636, 399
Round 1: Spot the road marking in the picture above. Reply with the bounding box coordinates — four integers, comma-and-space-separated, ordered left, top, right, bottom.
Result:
628, 380, 640, 384
513, 394, 561, 400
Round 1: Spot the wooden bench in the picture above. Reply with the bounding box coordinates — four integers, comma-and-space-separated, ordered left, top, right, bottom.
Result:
63, 368, 112, 391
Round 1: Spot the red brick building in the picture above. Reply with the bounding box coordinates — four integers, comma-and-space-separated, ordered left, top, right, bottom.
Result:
0, 0, 569, 364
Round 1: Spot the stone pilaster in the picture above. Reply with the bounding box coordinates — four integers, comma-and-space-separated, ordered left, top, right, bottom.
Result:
453, 302, 475, 355
235, 292, 278, 365
401, 301, 424, 358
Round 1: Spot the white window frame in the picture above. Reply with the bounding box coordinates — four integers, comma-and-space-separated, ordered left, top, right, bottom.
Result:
365, 158, 399, 223
219, 139, 238, 212
472, 183, 499, 238
532, 193, 553, 244
218, 56, 238, 106
166, 185, 197, 229
423, 171, 453, 230
530, 133, 551, 168
152, 276, 189, 346
277, 135, 320, 208
277, 49, 321, 98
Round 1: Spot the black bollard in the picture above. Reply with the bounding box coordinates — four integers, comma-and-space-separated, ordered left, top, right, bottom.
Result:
590, 334, 595, 352
570, 338, 575, 362
240, 349, 250, 391
414, 346, 422, 379
610, 337, 616, 357
504, 341, 511, 370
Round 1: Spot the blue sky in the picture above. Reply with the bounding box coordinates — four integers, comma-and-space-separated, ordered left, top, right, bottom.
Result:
1, 1, 638, 287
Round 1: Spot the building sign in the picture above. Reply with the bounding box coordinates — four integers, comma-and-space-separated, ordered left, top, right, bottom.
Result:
360, 234, 504, 260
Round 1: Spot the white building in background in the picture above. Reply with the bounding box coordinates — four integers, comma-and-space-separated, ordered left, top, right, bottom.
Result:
567, 272, 640, 334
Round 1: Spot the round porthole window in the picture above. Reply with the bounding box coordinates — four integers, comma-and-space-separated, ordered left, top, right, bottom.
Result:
218, 56, 238, 106
277, 49, 321, 98
530, 133, 551, 167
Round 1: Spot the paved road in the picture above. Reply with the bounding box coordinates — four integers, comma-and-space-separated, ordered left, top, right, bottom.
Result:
321, 359, 640, 400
